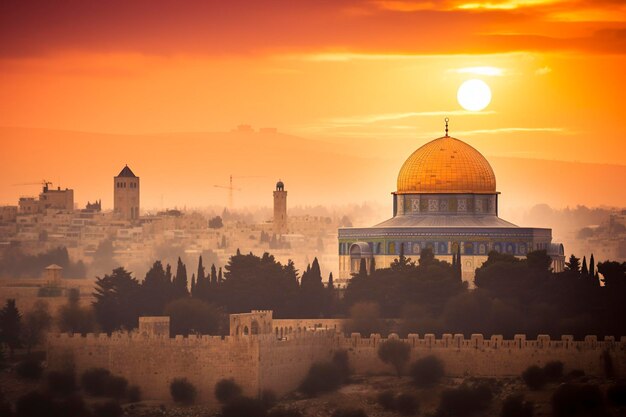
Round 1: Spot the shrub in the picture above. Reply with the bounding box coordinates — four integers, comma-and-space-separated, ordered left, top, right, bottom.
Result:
438, 383, 493, 417
299, 362, 343, 397
221, 396, 266, 417
331, 408, 368, 417
16, 391, 58, 417
378, 340, 411, 377
215, 378, 243, 404
93, 400, 123, 417
260, 389, 277, 410
410, 355, 444, 387
170, 378, 197, 405
395, 392, 420, 415
607, 382, 626, 408
104, 375, 128, 399
81, 368, 111, 396
47, 370, 77, 397
521, 366, 546, 390
377, 390, 396, 410
58, 394, 90, 417
332, 349, 351, 381
543, 361, 564, 382
16, 359, 43, 380
501, 394, 533, 417
127, 385, 141, 403
552, 383, 605, 417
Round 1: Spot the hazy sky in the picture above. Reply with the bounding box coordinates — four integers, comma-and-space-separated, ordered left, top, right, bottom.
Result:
1, 0, 625, 209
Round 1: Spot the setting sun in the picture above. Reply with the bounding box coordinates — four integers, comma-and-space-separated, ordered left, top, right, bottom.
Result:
457, 79, 492, 111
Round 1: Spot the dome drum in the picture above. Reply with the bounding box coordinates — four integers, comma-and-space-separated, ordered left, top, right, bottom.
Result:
393, 193, 499, 217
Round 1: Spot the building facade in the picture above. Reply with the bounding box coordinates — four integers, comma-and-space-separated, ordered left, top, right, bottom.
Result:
114, 165, 140, 221
338, 126, 565, 284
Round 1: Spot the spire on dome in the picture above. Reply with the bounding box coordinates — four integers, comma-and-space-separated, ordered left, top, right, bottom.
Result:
445, 117, 449, 137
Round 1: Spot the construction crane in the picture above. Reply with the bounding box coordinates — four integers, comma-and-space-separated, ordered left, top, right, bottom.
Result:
12, 180, 53, 192
213, 175, 265, 210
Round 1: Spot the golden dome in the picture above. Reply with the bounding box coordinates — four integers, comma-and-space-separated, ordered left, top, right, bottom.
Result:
397, 136, 496, 194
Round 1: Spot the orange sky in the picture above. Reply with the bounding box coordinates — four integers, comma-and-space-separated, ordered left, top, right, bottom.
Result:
1, 0, 625, 210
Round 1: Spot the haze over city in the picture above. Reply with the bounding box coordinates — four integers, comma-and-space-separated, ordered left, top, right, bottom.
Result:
0, 1, 625, 417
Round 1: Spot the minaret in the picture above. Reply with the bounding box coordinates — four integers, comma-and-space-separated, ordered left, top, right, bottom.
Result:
273, 180, 287, 234
114, 165, 140, 221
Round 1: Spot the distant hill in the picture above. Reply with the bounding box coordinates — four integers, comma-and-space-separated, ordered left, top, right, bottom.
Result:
1, 126, 624, 210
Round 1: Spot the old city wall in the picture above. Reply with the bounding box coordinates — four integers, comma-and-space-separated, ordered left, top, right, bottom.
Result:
47, 332, 261, 403
259, 331, 337, 396
342, 333, 626, 378
46, 330, 338, 403
47, 326, 626, 404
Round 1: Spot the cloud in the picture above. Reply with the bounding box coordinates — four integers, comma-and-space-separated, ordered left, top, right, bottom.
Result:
0, 0, 625, 59
535, 66, 552, 75
455, 127, 566, 135
327, 110, 495, 124
453, 66, 505, 76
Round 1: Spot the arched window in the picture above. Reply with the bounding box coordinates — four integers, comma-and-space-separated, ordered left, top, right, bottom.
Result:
389, 242, 396, 254
243, 326, 249, 336
251, 321, 259, 335
464, 243, 474, 255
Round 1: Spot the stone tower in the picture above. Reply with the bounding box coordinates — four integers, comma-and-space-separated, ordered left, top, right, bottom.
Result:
114, 165, 140, 221
273, 180, 287, 234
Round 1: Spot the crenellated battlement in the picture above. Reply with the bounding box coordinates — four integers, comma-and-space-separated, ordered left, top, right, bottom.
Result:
46, 312, 626, 404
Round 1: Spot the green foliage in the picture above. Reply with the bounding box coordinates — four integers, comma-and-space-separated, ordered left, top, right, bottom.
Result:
347, 302, 386, 336
438, 382, 493, 417
47, 370, 77, 397
409, 355, 444, 387
522, 366, 547, 390
395, 392, 420, 415
220, 252, 300, 317
93, 267, 141, 332
377, 339, 410, 377
551, 384, 605, 417
16, 358, 43, 380
170, 378, 197, 405
139, 260, 174, 316
0, 299, 22, 356
299, 258, 327, 318
299, 361, 345, 397
344, 248, 465, 319
16, 391, 56, 417
164, 298, 222, 336
21, 300, 52, 352
501, 394, 533, 417
0, 246, 86, 279
215, 378, 243, 404
58, 289, 96, 334
542, 361, 564, 382
221, 396, 267, 417
208, 216, 224, 229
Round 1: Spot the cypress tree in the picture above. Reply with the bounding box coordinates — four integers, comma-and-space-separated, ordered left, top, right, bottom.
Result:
359, 258, 367, 276
210, 264, 217, 285
370, 257, 376, 273
197, 256, 205, 284
190, 274, 196, 295
173, 257, 189, 298
0, 299, 21, 357
218, 267, 223, 283
589, 254, 595, 278
328, 272, 334, 289
456, 246, 462, 281
581, 256, 588, 277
